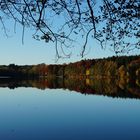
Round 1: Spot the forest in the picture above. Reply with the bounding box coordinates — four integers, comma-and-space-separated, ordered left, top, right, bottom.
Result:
0, 55, 140, 99
0, 55, 140, 79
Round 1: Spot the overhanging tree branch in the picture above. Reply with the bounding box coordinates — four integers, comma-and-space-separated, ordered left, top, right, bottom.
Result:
0, 0, 139, 59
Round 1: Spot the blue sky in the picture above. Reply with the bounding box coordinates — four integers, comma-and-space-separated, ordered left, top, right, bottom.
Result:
0, 34, 114, 65
0, 21, 115, 65
0, 16, 139, 65
0, 0, 115, 65
0, 26, 139, 65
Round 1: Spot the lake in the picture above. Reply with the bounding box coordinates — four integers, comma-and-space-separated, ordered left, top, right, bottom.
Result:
0, 78, 140, 140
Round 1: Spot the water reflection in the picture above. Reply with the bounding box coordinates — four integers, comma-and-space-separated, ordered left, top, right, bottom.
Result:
0, 78, 140, 140
0, 77, 140, 99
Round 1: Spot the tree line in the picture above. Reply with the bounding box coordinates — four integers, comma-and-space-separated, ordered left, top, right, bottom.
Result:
0, 55, 140, 79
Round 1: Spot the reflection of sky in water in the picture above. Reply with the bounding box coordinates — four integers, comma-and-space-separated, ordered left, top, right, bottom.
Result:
0, 88, 140, 140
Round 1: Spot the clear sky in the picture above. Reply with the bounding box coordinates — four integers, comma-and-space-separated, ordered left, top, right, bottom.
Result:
0, 30, 112, 65
0, 18, 139, 65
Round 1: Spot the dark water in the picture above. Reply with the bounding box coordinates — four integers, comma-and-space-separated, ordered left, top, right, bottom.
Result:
0, 78, 140, 140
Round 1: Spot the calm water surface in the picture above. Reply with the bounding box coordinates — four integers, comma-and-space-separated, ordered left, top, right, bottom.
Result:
0, 82, 140, 140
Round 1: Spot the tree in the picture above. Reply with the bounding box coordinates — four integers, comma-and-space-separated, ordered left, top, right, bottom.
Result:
0, 0, 139, 59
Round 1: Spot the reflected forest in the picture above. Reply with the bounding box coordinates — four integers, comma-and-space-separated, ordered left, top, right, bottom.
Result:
0, 55, 140, 99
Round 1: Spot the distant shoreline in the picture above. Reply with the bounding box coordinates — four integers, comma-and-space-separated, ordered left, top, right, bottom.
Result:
0, 55, 140, 79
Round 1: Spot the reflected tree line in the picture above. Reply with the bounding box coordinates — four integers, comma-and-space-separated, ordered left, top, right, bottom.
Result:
0, 77, 140, 99
0, 55, 140, 99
